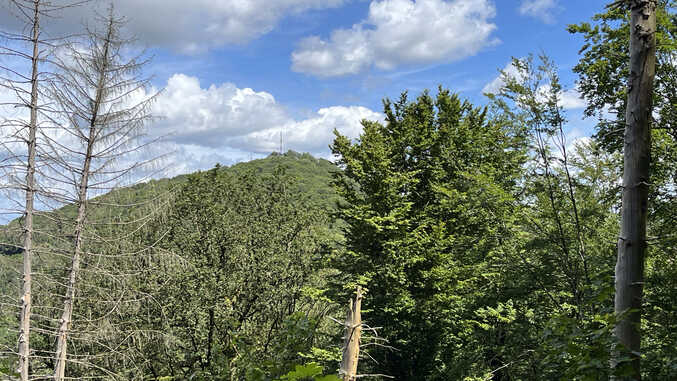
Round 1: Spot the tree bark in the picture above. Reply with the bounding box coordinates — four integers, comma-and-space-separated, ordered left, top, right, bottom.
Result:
17, 2, 40, 380
613, 1, 656, 379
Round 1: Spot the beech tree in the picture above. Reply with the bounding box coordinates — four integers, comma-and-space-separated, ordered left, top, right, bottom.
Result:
570, 1, 677, 376
613, 1, 657, 378
490, 54, 623, 378
330, 88, 528, 379
130, 166, 333, 379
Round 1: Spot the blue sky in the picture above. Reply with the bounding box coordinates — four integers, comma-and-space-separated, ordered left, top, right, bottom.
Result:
1, 0, 612, 177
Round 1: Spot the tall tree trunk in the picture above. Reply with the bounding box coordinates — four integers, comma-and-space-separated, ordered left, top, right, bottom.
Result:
52, 116, 96, 381
18, 2, 40, 380
614, 0, 656, 379
53, 22, 112, 380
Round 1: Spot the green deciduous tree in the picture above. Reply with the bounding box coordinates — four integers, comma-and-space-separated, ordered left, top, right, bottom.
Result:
568, 0, 676, 151
490, 54, 623, 379
330, 88, 528, 380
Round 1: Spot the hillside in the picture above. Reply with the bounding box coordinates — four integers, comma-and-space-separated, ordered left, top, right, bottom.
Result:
229, 151, 339, 208
0, 151, 338, 256
0, 150, 342, 379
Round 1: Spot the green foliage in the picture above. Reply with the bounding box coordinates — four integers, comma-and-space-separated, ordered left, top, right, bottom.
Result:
0, 360, 18, 379
567, 0, 677, 151
0, 304, 17, 378
0, 6, 675, 375
489, 54, 624, 379
0, 152, 342, 380
127, 165, 338, 380
230, 151, 339, 211
273, 363, 339, 381
330, 87, 528, 379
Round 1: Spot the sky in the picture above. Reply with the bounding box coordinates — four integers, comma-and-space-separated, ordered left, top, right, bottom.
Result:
0, 0, 611, 178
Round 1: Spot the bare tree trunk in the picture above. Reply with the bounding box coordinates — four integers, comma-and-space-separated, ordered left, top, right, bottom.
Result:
18, 2, 40, 380
613, 1, 657, 379
52, 137, 92, 380
340, 287, 362, 381
53, 21, 112, 381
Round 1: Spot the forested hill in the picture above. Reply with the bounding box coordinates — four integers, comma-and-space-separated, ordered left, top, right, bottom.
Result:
0, 150, 338, 256
1, 149, 344, 380
228, 151, 338, 208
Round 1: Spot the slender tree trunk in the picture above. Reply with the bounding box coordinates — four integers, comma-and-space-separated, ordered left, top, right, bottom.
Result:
556, 117, 590, 287
340, 287, 362, 381
613, 1, 656, 379
18, 2, 40, 380
53, 118, 99, 378
53, 24, 111, 380
52, 122, 95, 381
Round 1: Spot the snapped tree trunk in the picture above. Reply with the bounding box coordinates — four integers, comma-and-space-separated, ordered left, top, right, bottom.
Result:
18, 2, 40, 380
613, 0, 656, 379
340, 287, 362, 381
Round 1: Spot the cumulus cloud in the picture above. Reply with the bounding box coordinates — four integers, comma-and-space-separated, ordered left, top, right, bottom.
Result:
518, 0, 561, 24
147, 74, 382, 172
0, 80, 32, 162
231, 106, 384, 155
534, 84, 585, 110
556, 88, 585, 110
153, 74, 289, 146
482, 61, 585, 110
291, 0, 499, 77
551, 128, 592, 164
482, 60, 522, 94
1, 71, 381, 178
155, 143, 261, 177
0, 0, 347, 54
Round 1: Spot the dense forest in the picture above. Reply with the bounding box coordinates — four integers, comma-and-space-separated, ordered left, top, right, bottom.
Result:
1, 0, 676, 380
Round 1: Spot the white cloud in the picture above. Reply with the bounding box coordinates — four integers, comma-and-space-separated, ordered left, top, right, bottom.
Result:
153, 74, 289, 146
565, 128, 589, 149
518, 0, 560, 24
1, 70, 381, 179
291, 0, 498, 77
0, 0, 347, 54
552, 128, 591, 164
156, 143, 264, 177
148, 74, 383, 171
482, 62, 585, 110
482, 60, 522, 94
558, 89, 586, 110
0, 80, 31, 164
231, 106, 384, 155
535, 84, 585, 110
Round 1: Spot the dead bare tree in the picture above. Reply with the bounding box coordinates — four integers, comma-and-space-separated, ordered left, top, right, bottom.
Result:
0, 1, 88, 379
32, 8, 162, 380
0, 4, 44, 379
612, 0, 657, 379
